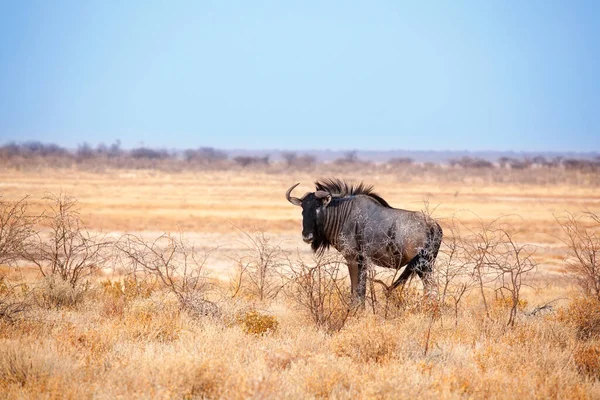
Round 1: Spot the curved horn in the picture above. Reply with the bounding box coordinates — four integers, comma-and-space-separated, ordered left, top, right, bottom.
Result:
286, 183, 303, 206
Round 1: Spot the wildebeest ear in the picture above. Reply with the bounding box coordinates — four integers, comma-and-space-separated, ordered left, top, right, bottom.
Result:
315, 190, 332, 207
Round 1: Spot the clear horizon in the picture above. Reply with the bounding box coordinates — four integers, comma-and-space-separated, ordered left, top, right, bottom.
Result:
1, 1, 598, 152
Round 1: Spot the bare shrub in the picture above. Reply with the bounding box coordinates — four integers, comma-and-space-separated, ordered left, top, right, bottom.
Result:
487, 230, 537, 326
116, 232, 216, 315
230, 230, 285, 301
441, 215, 537, 326
0, 194, 36, 267
284, 253, 352, 331
556, 212, 600, 300
0, 194, 36, 322
22, 194, 112, 288
435, 221, 478, 324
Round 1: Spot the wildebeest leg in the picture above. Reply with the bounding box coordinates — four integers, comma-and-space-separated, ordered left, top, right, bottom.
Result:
356, 254, 367, 301
389, 255, 418, 291
346, 258, 359, 298
390, 254, 436, 295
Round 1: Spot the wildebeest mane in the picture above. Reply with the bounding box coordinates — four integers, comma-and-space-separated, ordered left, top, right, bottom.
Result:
314, 178, 392, 208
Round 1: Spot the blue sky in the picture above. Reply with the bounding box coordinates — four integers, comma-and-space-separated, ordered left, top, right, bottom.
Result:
0, 1, 598, 151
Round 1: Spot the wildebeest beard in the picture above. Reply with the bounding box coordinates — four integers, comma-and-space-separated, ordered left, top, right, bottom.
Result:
311, 204, 332, 255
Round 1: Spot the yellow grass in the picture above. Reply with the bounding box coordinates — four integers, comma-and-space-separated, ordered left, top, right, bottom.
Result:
1, 167, 599, 399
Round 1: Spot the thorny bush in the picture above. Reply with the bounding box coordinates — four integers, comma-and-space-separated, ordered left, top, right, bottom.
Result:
116, 232, 217, 315
557, 211, 600, 301
285, 253, 353, 332
22, 194, 112, 288
0, 194, 35, 322
230, 229, 285, 301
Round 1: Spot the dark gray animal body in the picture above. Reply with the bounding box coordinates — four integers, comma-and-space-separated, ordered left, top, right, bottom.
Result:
286, 179, 443, 300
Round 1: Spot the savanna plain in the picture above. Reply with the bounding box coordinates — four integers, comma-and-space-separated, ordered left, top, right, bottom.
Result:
1, 164, 599, 399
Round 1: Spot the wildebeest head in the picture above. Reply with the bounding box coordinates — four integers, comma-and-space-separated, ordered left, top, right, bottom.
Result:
286, 183, 331, 246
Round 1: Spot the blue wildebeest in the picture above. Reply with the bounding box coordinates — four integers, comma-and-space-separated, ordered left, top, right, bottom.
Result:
286, 179, 443, 301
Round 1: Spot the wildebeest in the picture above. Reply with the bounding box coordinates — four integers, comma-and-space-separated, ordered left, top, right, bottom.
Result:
286, 178, 443, 301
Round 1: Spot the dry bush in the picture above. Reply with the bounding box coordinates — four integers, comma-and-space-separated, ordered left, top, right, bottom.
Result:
231, 230, 285, 301
331, 317, 399, 363
0, 340, 52, 390
61, 323, 116, 365
35, 274, 88, 309
119, 297, 182, 342
0, 194, 36, 267
99, 276, 155, 317
116, 232, 216, 315
0, 277, 29, 324
447, 215, 538, 326
558, 296, 600, 341
0, 195, 36, 322
184, 359, 231, 399
435, 222, 478, 323
22, 193, 112, 288
377, 285, 427, 320
101, 276, 154, 302
296, 354, 354, 397
487, 230, 537, 326
285, 253, 353, 332
573, 342, 600, 379
237, 310, 278, 335
557, 211, 600, 300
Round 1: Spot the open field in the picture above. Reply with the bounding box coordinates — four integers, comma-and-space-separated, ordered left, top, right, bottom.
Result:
1, 167, 599, 399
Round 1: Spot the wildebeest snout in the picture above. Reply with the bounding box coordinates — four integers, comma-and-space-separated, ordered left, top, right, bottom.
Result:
302, 233, 314, 243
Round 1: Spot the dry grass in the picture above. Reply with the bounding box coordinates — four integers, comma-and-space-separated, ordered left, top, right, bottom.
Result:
0, 167, 599, 398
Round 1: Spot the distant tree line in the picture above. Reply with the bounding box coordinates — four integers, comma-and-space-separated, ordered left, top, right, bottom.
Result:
1, 141, 599, 172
